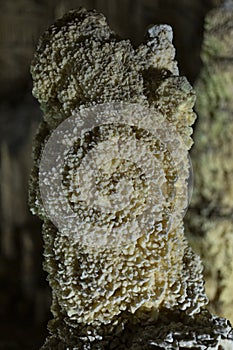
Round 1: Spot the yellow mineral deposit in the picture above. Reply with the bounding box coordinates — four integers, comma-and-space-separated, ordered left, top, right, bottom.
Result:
29, 7, 233, 349
186, 0, 233, 324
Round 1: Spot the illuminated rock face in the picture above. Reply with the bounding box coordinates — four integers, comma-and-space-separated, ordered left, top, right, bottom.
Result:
186, 1, 233, 324
30, 8, 233, 349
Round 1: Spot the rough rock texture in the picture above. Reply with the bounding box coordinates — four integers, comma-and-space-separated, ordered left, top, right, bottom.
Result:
30, 8, 233, 349
185, 0, 233, 323
40, 309, 233, 350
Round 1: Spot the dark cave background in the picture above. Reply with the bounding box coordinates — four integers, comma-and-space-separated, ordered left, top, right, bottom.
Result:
0, 0, 220, 348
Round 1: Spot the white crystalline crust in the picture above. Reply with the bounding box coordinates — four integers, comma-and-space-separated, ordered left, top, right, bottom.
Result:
39, 103, 191, 249
43, 222, 206, 326
29, 7, 233, 349
30, 9, 195, 148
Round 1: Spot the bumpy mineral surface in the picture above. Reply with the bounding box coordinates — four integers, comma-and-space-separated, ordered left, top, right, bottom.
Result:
185, 0, 233, 323
30, 7, 233, 349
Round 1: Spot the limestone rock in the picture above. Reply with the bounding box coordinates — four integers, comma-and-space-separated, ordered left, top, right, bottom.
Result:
29, 8, 233, 349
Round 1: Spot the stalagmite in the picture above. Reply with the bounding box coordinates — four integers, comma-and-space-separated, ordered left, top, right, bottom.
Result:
29, 8, 233, 349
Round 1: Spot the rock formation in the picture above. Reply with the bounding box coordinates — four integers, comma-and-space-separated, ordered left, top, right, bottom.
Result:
185, 0, 233, 323
30, 7, 233, 349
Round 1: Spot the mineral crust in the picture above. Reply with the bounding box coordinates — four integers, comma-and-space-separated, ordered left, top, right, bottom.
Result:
29, 7, 233, 349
